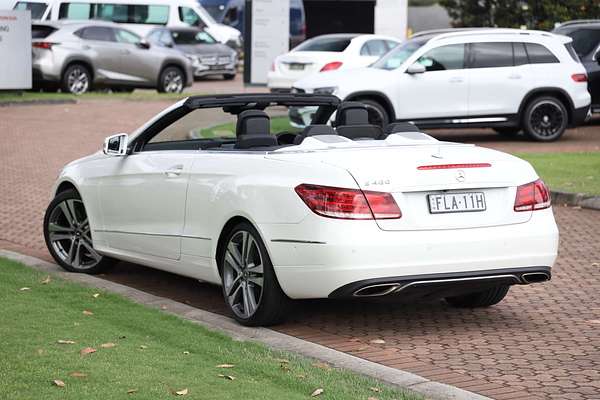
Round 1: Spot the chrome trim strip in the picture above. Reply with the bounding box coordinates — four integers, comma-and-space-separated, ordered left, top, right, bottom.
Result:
394, 274, 521, 294
451, 117, 508, 124
93, 229, 211, 241
271, 239, 326, 244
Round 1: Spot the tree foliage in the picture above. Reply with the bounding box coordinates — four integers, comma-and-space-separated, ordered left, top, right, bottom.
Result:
438, 0, 600, 30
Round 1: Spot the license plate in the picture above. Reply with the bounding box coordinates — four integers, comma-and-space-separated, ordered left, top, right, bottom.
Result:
428, 192, 486, 214
288, 63, 305, 70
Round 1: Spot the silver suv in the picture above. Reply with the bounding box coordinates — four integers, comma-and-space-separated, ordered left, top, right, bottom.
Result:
32, 21, 194, 94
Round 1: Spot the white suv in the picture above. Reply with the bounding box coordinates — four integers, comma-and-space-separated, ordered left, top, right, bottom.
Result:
293, 29, 592, 141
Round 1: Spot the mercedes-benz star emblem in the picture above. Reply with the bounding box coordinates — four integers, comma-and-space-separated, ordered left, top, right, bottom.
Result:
455, 170, 465, 182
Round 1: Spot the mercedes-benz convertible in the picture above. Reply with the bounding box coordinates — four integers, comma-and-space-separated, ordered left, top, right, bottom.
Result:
44, 93, 558, 326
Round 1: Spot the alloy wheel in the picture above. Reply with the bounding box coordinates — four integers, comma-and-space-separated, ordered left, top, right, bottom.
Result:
529, 101, 564, 138
47, 198, 101, 269
67, 67, 89, 95
163, 71, 183, 93
223, 230, 264, 319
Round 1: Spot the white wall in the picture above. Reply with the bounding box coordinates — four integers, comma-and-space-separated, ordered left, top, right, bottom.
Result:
375, 0, 408, 40
0, 10, 31, 90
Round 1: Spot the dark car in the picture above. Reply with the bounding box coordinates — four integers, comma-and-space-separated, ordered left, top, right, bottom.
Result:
147, 27, 237, 80
553, 20, 600, 112
199, 0, 306, 49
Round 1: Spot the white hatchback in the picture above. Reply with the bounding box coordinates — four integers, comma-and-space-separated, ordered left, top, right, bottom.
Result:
267, 34, 400, 92
294, 29, 592, 141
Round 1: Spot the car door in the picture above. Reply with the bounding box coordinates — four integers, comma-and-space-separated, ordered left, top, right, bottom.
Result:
395, 43, 469, 119
467, 41, 533, 116
77, 26, 123, 81
113, 27, 161, 84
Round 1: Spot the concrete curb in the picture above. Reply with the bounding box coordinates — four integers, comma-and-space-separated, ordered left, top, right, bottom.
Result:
0, 99, 77, 107
551, 190, 600, 211
1, 249, 492, 400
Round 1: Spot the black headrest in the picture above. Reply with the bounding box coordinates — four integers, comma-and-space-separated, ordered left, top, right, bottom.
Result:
384, 122, 420, 135
337, 125, 383, 140
293, 124, 337, 145
235, 110, 277, 149
335, 102, 369, 126
236, 110, 270, 137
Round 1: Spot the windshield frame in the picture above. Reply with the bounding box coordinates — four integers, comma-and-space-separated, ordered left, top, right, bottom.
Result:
371, 38, 427, 70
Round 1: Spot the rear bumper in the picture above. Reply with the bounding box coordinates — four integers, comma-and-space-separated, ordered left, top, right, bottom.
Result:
572, 105, 592, 125
260, 208, 559, 299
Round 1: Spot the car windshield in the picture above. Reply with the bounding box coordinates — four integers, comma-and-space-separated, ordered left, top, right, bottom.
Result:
371, 39, 426, 70
13, 1, 48, 19
295, 36, 354, 52
171, 30, 216, 45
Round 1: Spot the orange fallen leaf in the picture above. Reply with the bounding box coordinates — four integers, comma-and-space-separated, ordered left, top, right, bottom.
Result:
174, 388, 188, 396
57, 340, 76, 345
312, 362, 331, 370
80, 347, 96, 356
41, 276, 51, 284
218, 374, 235, 380
70, 372, 87, 378
82, 310, 93, 316
101, 342, 116, 348
53, 379, 65, 388
311, 388, 324, 397
92, 293, 100, 298
216, 364, 235, 368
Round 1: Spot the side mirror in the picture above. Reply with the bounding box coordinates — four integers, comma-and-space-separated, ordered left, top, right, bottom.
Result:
103, 133, 129, 156
406, 62, 426, 74
136, 39, 151, 49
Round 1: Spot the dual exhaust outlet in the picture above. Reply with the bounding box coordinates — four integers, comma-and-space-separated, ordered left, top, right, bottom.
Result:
352, 271, 551, 298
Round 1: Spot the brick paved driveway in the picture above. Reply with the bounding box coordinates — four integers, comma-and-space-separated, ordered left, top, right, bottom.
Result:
1, 98, 599, 400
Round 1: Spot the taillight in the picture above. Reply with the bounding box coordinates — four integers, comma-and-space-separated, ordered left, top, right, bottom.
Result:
320, 61, 343, 72
32, 42, 57, 50
571, 73, 587, 82
514, 179, 551, 212
295, 184, 401, 220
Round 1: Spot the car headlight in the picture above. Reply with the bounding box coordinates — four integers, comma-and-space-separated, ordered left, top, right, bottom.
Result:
313, 87, 337, 95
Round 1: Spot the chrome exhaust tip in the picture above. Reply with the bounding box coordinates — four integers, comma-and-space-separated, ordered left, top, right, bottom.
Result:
521, 272, 550, 284
353, 283, 401, 297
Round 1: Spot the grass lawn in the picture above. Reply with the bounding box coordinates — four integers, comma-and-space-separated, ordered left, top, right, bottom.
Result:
0, 90, 197, 103
197, 116, 301, 138
0, 257, 419, 400
515, 152, 600, 196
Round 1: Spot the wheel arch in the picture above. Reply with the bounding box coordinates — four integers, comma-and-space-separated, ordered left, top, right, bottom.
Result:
53, 179, 79, 198
344, 91, 396, 121
61, 58, 95, 83
518, 87, 575, 124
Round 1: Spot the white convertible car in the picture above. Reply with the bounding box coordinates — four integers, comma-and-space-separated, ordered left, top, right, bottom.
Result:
44, 94, 559, 326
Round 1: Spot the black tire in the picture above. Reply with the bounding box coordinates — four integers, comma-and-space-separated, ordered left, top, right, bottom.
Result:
219, 222, 290, 326
223, 73, 236, 80
61, 63, 92, 95
493, 127, 520, 137
158, 66, 185, 93
445, 285, 510, 308
358, 98, 390, 128
522, 96, 568, 141
43, 189, 115, 274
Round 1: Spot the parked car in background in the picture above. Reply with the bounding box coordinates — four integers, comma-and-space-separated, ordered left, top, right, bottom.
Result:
147, 26, 237, 80
553, 20, 600, 113
12, 0, 242, 49
268, 34, 401, 93
199, 0, 306, 49
31, 21, 193, 94
294, 29, 591, 141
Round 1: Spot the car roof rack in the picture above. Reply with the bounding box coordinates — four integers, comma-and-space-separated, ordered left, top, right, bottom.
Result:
427, 28, 557, 42
184, 93, 340, 112
555, 19, 600, 28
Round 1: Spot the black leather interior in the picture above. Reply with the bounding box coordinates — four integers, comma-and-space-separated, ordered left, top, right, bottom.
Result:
235, 110, 278, 149
293, 124, 336, 144
384, 122, 420, 134
335, 101, 384, 140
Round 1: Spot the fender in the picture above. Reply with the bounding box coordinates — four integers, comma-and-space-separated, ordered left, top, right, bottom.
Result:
518, 87, 575, 123
344, 91, 396, 121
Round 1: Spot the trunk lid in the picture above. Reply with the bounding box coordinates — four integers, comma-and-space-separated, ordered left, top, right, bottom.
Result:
268, 139, 537, 231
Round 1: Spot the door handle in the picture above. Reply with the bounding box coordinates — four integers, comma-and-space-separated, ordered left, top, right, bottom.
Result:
164, 165, 183, 177
449, 77, 464, 83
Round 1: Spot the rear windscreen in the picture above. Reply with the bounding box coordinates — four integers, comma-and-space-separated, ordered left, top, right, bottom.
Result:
295, 37, 353, 52
32, 24, 56, 39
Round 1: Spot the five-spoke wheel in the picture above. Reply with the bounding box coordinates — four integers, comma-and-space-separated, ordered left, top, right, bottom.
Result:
220, 222, 289, 326
44, 189, 114, 274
